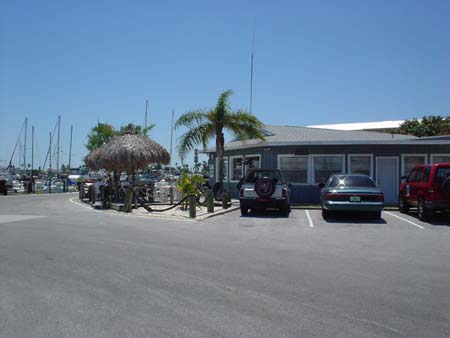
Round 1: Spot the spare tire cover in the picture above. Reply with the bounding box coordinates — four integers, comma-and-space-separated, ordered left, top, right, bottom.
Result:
255, 178, 275, 198
442, 177, 450, 198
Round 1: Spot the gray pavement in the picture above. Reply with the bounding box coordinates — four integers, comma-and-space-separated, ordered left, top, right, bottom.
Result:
0, 193, 449, 338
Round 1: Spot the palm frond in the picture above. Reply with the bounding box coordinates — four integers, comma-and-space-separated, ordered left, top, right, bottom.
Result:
225, 110, 266, 141
177, 123, 214, 157
174, 110, 209, 129
215, 90, 233, 118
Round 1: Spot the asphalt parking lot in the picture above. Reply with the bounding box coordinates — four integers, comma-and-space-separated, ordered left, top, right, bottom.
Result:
1, 194, 449, 338
233, 208, 449, 230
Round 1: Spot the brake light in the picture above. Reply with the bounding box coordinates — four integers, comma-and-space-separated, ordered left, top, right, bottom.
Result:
324, 193, 344, 201
239, 188, 244, 198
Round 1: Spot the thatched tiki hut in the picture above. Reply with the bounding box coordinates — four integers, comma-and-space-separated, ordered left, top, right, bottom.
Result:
85, 132, 170, 203
86, 133, 170, 172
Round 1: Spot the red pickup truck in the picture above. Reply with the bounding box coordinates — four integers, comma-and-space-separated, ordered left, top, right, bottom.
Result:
398, 163, 450, 221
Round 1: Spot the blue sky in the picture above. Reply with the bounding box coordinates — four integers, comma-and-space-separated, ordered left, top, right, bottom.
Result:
1, 0, 449, 169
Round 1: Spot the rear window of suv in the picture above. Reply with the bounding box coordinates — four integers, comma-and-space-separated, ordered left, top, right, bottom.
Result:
435, 166, 450, 183
244, 170, 283, 183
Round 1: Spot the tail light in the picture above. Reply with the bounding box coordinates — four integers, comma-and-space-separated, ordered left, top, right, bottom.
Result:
239, 188, 244, 198
359, 194, 384, 202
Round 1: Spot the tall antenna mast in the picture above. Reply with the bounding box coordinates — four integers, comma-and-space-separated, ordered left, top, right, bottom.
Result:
170, 109, 174, 167
250, 23, 255, 114
144, 99, 148, 129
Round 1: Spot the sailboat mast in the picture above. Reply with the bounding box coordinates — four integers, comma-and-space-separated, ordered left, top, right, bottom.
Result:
56, 115, 61, 177
170, 109, 174, 167
31, 126, 34, 176
23, 117, 27, 174
144, 100, 148, 129
49, 131, 52, 193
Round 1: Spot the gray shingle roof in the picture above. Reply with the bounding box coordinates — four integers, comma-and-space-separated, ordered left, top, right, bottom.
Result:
211, 125, 416, 151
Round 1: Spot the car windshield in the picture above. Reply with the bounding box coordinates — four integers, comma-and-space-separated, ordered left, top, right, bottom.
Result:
328, 175, 376, 188
245, 170, 283, 183
435, 166, 450, 183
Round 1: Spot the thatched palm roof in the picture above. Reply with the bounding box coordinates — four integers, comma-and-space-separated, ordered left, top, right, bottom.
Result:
85, 133, 170, 172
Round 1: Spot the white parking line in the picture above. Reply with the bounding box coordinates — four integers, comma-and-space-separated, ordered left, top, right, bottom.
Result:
384, 211, 425, 230
305, 210, 314, 228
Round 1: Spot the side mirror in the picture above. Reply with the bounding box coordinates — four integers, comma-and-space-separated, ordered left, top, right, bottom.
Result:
237, 178, 244, 190
318, 182, 325, 188
401, 176, 408, 182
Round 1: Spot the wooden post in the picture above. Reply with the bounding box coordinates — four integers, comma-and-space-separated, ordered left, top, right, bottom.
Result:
207, 192, 214, 213
124, 188, 133, 213
189, 195, 196, 218
222, 191, 231, 209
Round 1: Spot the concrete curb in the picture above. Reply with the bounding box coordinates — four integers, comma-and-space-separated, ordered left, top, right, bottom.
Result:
69, 197, 240, 221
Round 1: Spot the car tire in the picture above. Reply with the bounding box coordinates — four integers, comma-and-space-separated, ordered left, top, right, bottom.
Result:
418, 198, 430, 221
281, 203, 290, 217
398, 194, 409, 214
240, 206, 249, 216
322, 206, 330, 219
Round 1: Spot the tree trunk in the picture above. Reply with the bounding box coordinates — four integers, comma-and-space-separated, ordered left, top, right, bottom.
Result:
216, 129, 225, 186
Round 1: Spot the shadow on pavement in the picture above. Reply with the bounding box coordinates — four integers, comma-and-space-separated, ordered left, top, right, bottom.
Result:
402, 211, 450, 227
241, 209, 290, 219
324, 212, 387, 224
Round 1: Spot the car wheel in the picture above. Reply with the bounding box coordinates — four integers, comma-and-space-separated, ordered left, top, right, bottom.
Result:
321, 205, 330, 219
281, 203, 290, 217
240, 206, 249, 216
417, 198, 430, 221
398, 194, 409, 214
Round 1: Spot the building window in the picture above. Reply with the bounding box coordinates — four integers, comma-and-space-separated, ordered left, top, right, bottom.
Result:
209, 164, 215, 178
246, 156, 260, 170
215, 158, 228, 182
402, 154, 427, 176
349, 155, 372, 177
313, 155, 344, 183
431, 154, 450, 164
230, 157, 243, 181
278, 155, 308, 183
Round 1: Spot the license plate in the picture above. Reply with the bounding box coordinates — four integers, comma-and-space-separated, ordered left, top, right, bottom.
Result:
349, 196, 361, 202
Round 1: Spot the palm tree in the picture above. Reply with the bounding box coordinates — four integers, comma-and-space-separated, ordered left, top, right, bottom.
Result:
175, 90, 265, 187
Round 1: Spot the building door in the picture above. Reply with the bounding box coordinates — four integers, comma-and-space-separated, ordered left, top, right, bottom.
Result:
376, 157, 399, 205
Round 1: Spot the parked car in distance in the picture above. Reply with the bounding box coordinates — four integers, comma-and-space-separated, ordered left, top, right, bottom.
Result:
398, 163, 450, 221
319, 174, 384, 219
238, 168, 291, 216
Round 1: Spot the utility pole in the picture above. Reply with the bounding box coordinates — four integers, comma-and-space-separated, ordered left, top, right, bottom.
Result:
68, 125, 73, 172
